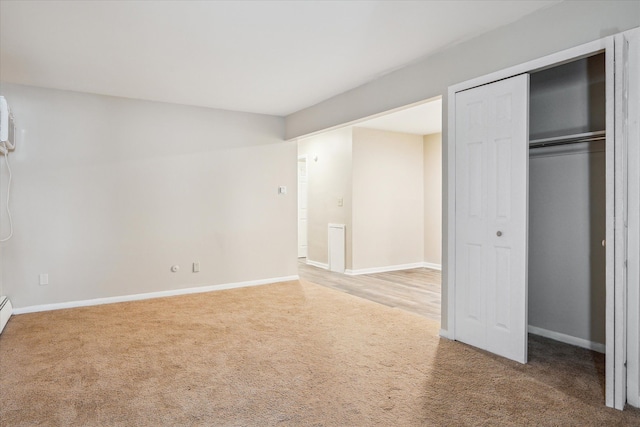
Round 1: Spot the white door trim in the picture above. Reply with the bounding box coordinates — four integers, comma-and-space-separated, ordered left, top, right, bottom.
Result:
447, 35, 624, 409
606, 34, 626, 410
617, 27, 640, 409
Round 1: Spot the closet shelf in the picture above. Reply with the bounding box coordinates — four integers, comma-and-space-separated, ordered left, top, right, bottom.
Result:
529, 130, 606, 149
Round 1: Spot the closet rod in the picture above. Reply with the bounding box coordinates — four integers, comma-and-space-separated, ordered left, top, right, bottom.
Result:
529, 130, 605, 149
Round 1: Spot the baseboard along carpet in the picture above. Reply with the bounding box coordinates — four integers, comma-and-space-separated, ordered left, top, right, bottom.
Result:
1, 280, 639, 426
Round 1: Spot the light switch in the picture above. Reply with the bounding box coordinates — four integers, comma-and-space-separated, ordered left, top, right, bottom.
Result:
278, 186, 287, 195
338, 197, 343, 207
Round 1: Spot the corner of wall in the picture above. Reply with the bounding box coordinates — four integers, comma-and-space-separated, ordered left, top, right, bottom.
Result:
423, 133, 442, 267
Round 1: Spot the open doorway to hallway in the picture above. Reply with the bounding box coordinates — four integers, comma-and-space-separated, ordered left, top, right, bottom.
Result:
298, 259, 441, 322
296, 96, 443, 323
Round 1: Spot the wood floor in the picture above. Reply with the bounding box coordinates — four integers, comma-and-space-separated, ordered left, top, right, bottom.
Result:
298, 259, 441, 322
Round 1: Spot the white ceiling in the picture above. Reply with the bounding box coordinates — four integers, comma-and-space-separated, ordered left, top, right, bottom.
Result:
354, 98, 442, 135
0, 1, 558, 117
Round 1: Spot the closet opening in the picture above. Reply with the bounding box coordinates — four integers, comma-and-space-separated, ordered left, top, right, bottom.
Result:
527, 52, 606, 378
449, 32, 637, 409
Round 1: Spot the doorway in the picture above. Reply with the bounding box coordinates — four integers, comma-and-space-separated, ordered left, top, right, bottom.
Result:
296, 96, 444, 321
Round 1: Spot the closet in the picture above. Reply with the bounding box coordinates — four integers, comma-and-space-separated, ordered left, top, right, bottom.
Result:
528, 53, 606, 352
447, 27, 640, 410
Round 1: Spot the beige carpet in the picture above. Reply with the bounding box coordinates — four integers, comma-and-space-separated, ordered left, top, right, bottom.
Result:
1, 280, 639, 426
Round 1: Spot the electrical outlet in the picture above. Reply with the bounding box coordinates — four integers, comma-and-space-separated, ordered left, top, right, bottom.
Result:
193, 262, 200, 273
39, 273, 48, 286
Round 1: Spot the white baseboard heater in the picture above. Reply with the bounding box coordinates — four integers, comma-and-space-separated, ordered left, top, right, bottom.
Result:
0, 296, 12, 334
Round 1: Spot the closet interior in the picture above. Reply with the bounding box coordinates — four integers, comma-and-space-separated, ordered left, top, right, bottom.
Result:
528, 52, 606, 352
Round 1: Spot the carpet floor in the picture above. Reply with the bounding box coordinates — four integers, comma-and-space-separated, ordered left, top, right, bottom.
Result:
1, 280, 639, 426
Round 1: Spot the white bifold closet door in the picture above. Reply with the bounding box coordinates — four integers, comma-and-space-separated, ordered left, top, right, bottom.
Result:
454, 74, 529, 364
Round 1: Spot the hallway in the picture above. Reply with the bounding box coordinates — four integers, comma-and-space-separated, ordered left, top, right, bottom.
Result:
298, 260, 441, 322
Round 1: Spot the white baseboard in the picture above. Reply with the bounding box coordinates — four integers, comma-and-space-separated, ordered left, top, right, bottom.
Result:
345, 262, 425, 276
305, 259, 329, 270
528, 325, 605, 354
12, 275, 300, 315
439, 326, 603, 353
422, 262, 442, 271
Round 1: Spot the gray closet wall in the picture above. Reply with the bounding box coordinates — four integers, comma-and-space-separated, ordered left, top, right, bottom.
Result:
528, 54, 606, 346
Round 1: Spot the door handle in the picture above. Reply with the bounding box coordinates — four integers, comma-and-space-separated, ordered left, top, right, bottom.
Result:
496, 231, 503, 237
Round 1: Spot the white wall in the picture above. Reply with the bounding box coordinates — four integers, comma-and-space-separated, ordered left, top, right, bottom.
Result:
351, 128, 423, 271
297, 128, 352, 268
423, 133, 441, 267
529, 148, 606, 345
529, 55, 605, 140
285, 0, 640, 329
0, 83, 297, 309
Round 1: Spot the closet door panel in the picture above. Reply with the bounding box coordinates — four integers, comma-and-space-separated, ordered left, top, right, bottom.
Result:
464, 243, 484, 329
455, 74, 529, 364
495, 138, 512, 219
493, 246, 512, 330
455, 98, 488, 348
